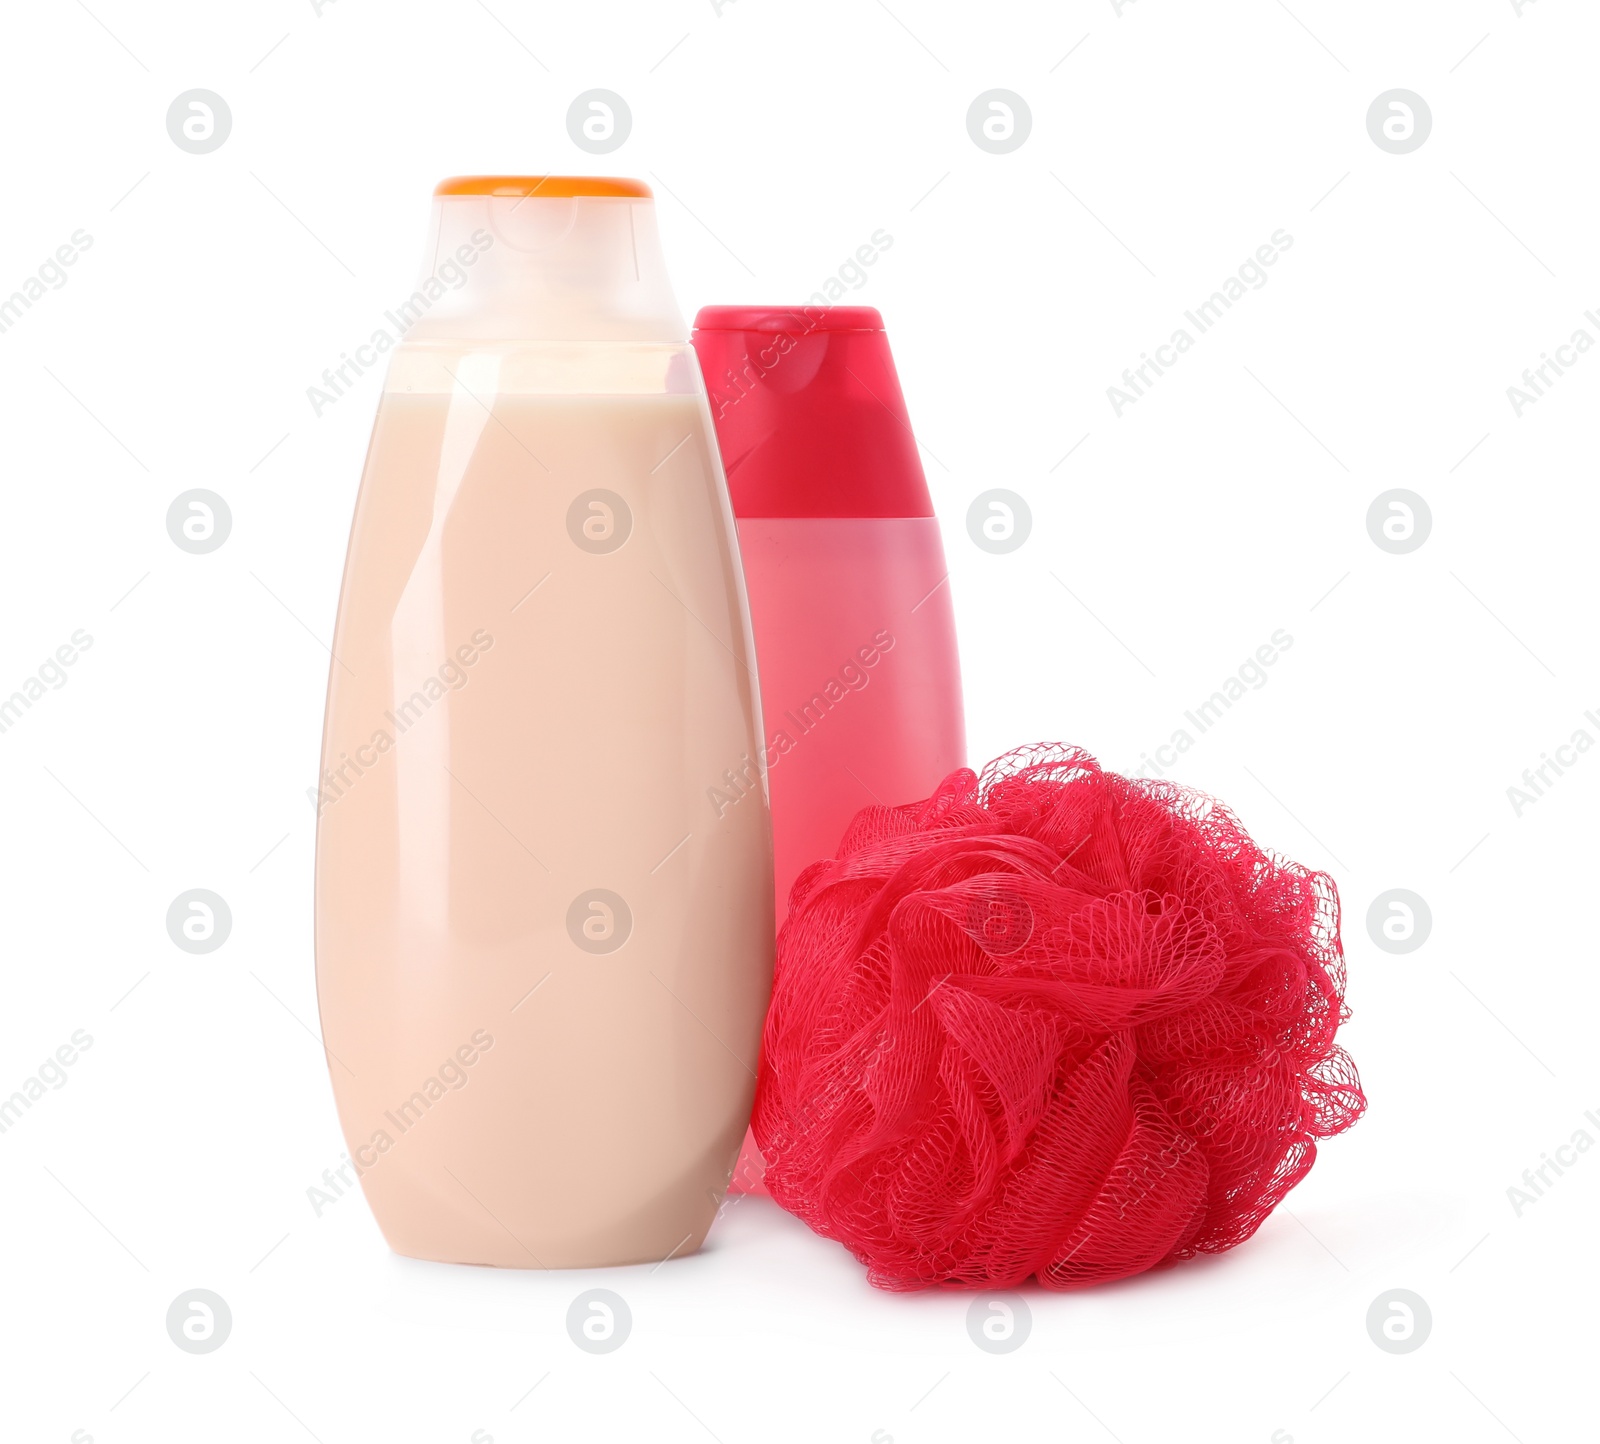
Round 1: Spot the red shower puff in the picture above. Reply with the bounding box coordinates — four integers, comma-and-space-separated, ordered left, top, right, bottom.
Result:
752, 744, 1366, 1290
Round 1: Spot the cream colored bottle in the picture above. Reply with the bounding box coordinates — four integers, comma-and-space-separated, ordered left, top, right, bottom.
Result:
314, 176, 773, 1269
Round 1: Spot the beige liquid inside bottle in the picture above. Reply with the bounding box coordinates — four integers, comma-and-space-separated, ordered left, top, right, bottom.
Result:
314, 177, 773, 1268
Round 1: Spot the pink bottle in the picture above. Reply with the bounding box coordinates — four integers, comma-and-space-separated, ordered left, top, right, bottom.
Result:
692, 305, 966, 1193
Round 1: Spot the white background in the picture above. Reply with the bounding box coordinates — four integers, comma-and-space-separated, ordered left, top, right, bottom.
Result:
1, 1, 1595, 1440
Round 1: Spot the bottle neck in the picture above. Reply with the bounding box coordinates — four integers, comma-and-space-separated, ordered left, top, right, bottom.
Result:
402, 194, 687, 345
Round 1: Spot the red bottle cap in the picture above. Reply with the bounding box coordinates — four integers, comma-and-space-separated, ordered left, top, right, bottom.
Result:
691, 306, 934, 519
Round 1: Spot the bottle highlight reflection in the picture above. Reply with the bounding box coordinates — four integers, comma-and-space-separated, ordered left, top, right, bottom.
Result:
314, 177, 773, 1268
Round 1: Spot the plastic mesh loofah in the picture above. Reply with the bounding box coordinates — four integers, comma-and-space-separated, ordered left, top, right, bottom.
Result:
752, 744, 1366, 1290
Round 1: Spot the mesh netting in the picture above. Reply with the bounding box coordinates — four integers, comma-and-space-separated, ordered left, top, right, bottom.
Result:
752, 744, 1366, 1290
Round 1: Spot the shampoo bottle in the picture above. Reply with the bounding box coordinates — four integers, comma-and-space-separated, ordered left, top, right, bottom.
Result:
692, 305, 966, 1193
316, 177, 773, 1267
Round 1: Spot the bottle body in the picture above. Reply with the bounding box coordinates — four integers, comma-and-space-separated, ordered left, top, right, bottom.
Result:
736, 515, 964, 918
726, 516, 964, 1193
314, 340, 773, 1267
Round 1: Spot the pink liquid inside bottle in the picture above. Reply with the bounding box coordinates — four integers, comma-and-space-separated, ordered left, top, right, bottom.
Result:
693, 306, 966, 1194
